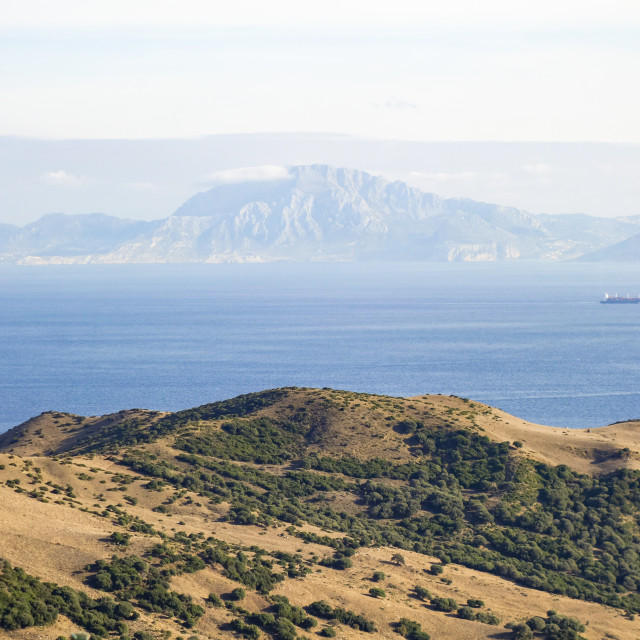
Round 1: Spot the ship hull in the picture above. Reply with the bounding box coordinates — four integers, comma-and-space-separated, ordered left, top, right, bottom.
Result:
601, 298, 640, 304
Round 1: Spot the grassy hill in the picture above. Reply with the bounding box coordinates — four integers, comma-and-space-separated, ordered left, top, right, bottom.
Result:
1, 387, 640, 640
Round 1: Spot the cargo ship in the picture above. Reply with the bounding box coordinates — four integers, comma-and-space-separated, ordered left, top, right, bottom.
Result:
601, 293, 640, 304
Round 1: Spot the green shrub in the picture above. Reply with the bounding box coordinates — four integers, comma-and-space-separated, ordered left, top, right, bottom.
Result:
457, 606, 475, 620
394, 618, 430, 640
109, 531, 131, 546
413, 585, 431, 601
307, 601, 376, 632
526, 616, 546, 631
229, 587, 246, 601
510, 623, 534, 639
475, 611, 500, 625
430, 596, 457, 612
207, 593, 223, 608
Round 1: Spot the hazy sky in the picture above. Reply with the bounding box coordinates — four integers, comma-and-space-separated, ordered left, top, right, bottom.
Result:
2, 1, 640, 225
3, 0, 640, 141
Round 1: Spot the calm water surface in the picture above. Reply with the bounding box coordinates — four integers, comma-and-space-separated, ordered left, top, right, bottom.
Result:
1, 262, 639, 432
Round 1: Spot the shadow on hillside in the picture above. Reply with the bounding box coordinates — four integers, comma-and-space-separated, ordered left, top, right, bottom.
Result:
378, 559, 405, 567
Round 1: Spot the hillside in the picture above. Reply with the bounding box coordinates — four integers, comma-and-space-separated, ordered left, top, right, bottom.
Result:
3, 165, 640, 264
577, 231, 640, 262
1, 388, 640, 640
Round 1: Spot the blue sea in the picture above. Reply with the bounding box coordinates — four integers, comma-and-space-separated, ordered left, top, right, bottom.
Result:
1, 262, 639, 434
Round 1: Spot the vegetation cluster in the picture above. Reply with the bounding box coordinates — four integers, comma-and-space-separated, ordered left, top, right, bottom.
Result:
0, 560, 135, 636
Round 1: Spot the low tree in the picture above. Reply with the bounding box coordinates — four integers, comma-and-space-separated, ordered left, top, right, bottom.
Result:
413, 585, 431, 601
229, 587, 246, 601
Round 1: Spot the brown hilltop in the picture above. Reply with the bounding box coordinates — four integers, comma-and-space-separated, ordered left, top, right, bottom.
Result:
0, 408, 166, 457
220, 387, 640, 475
2, 388, 639, 475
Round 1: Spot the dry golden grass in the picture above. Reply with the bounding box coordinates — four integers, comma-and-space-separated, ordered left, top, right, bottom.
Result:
2, 448, 639, 639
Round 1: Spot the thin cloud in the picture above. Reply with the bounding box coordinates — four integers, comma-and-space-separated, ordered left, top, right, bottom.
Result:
207, 165, 292, 185
40, 170, 87, 187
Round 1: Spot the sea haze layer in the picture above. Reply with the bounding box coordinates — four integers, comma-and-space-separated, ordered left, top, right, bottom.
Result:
1, 262, 639, 433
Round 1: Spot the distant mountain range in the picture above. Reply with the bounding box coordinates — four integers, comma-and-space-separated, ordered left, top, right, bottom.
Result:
2, 165, 639, 263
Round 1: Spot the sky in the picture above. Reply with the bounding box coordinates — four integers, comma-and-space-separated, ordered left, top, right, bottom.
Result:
3, 0, 640, 142
1, 1, 640, 224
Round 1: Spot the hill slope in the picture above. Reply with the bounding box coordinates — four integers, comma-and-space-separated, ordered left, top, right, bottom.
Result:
1, 388, 640, 640
577, 230, 640, 262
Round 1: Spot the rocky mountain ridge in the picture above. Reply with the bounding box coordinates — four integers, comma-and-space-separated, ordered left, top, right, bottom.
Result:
2, 165, 639, 263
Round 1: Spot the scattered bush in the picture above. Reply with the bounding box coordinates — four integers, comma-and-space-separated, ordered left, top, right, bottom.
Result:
413, 585, 431, 601
394, 618, 430, 640
430, 596, 457, 612
109, 531, 131, 546
229, 587, 246, 601
307, 601, 376, 632
207, 593, 223, 608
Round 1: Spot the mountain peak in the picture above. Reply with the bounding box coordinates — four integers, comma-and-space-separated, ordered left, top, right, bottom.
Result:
171, 165, 392, 219
3, 165, 640, 263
